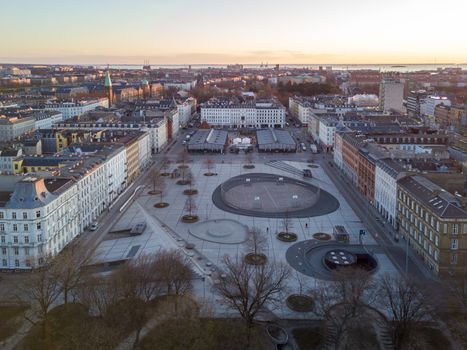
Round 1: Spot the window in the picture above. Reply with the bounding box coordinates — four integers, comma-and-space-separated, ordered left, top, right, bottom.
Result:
36, 222, 41, 230
13, 247, 19, 255
24, 247, 29, 255
451, 253, 458, 265
13, 236, 18, 243
453, 224, 459, 235
434, 250, 439, 261
0, 223, 3, 232
25, 259, 31, 267
451, 239, 459, 250
0, 236, 4, 243
24, 224, 28, 232
37, 234, 42, 242
12, 224, 17, 232
0, 212, 3, 219
15, 259, 19, 267
36, 211, 41, 218
12, 212, 16, 219
1, 248, 6, 255
24, 236, 29, 244
2, 259, 6, 267
22, 212, 27, 219
443, 223, 447, 234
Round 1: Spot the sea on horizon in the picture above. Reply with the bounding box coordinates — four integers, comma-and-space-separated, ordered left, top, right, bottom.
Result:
94, 63, 467, 72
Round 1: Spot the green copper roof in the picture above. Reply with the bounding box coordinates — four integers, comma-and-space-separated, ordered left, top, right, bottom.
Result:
104, 71, 112, 87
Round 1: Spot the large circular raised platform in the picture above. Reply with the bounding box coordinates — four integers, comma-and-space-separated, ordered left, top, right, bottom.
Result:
286, 241, 378, 280
212, 173, 339, 218
188, 219, 249, 244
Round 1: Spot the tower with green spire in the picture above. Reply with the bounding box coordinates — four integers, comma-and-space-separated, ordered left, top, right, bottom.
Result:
104, 71, 113, 107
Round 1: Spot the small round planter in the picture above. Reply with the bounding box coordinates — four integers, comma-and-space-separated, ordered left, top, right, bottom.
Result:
313, 232, 331, 241
154, 202, 169, 208
286, 294, 314, 312
178, 164, 189, 169
183, 189, 198, 196
182, 215, 199, 223
308, 164, 319, 168
245, 253, 267, 265
148, 190, 162, 195
266, 325, 288, 345
204, 172, 217, 176
243, 164, 255, 169
277, 232, 298, 242
176, 180, 191, 185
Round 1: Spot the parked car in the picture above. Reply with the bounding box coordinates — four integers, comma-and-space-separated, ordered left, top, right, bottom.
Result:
90, 222, 99, 231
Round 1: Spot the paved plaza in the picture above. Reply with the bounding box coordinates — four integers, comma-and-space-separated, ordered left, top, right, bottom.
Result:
91, 158, 399, 318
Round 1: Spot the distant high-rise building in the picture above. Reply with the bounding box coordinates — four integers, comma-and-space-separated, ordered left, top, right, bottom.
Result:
407, 90, 428, 117
379, 78, 404, 113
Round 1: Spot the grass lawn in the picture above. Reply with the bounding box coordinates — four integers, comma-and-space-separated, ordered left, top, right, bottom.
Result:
15, 303, 133, 350
0, 304, 28, 342
141, 318, 272, 350
292, 327, 322, 350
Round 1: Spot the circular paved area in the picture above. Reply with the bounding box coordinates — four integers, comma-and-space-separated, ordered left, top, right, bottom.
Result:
212, 173, 340, 218
188, 219, 249, 244
286, 241, 379, 280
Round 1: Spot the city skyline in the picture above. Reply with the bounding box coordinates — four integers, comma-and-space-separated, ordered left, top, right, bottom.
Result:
1, 0, 466, 65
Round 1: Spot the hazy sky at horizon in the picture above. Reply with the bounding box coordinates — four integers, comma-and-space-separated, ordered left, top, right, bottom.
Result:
1, 0, 466, 64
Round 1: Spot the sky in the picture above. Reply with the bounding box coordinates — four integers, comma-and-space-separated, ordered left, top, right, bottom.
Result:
0, 0, 466, 65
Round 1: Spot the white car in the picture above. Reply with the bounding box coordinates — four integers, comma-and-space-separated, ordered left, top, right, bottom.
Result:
90, 223, 99, 231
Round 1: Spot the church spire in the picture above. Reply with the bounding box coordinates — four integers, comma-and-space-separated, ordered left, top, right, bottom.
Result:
104, 70, 113, 107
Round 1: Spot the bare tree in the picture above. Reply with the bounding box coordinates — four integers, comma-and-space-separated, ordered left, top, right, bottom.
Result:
280, 210, 293, 234
246, 227, 268, 257
204, 157, 215, 175
215, 255, 290, 347
177, 148, 191, 168
148, 168, 165, 195
179, 166, 192, 185
244, 150, 253, 166
17, 256, 63, 339
107, 261, 153, 349
153, 249, 193, 300
76, 274, 120, 319
160, 155, 170, 174
310, 267, 376, 349
377, 273, 429, 350
51, 244, 91, 305
184, 195, 197, 218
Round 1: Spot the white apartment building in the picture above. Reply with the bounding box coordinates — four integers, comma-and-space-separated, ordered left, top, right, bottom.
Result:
33, 111, 63, 130
288, 97, 313, 125
201, 99, 285, 128
379, 78, 404, 113
0, 116, 36, 141
0, 177, 80, 269
318, 118, 338, 151
44, 98, 109, 120
57, 118, 169, 154
374, 159, 408, 227
0, 136, 152, 269
177, 97, 196, 126
333, 131, 343, 169
0, 149, 22, 174
162, 80, 197, 91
